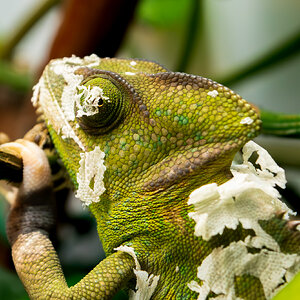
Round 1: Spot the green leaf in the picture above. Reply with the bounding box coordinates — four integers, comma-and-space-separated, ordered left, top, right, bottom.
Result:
272, 271, 300, 300
137, 0, 190, 27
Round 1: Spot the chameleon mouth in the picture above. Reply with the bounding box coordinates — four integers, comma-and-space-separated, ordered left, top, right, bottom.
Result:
142, 141, 240, 193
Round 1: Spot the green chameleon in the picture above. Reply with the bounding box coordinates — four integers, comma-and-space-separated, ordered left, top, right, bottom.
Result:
2, 54, 300, 299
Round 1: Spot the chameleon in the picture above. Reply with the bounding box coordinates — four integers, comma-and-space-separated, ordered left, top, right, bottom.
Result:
1, 54, 300, 299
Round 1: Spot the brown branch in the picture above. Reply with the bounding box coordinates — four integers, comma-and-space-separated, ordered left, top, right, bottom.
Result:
46, 0, 139, 63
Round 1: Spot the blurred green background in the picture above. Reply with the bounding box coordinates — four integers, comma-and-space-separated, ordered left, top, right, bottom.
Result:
0, 0, 299, 299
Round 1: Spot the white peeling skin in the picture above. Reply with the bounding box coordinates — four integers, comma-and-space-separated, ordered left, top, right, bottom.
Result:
192, 241, 299, 300
125, 72, 136, 76
207, 90, 218, 98
33, 63, 86, 151
31, 54, 102, 152
0, 140, 51, 195
240, 116, 254, 125
187, 141, 300, 299
76, 85, 109, 118
75, 146, 106, 206
31, 54, 108, 207
188, 184, 287, 250
130, 61, 137, 66
115, 246, 160, 300
187, 280, 212, 300
52, 63, 82, 122
50, 54, 101, 123
188, 141, 291, 241
129, 270, 160, 300
241, 140, 286, 189
115, 245, 141, 269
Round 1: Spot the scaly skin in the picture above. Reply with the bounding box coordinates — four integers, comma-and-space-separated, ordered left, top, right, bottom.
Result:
3, 55, 300, 299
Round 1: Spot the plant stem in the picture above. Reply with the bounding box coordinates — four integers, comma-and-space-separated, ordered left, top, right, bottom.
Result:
261, 110, 300, 137
219, 31, 300, 86
176, 0, 202, 72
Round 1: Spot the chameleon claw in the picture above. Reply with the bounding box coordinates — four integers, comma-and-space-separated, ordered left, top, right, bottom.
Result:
287, 220, 300, 231
275, 210, 288, 219
0, 139, 52, 194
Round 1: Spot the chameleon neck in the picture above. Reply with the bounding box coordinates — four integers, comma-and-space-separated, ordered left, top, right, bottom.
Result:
90, 166, 254, 299
90, 162, 232, 254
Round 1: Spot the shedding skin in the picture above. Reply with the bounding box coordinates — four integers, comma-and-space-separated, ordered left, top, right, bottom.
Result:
2, 56, 300, 299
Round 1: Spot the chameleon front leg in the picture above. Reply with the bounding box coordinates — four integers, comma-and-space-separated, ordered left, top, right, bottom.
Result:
3, 140, 135, 299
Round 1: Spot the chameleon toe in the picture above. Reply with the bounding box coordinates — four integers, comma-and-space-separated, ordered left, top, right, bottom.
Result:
0, 140, 51, 194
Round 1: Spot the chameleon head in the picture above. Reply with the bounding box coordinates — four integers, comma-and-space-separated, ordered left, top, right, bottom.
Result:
32, 54, 261, 205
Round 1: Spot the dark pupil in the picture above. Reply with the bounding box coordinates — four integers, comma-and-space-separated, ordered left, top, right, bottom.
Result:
98, 98, 104, 106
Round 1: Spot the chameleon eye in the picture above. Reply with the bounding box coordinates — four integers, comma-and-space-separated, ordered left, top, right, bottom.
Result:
75, 76, 126, 134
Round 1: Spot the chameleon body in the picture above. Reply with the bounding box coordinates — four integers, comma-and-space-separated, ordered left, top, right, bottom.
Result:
3, 55, 300, 299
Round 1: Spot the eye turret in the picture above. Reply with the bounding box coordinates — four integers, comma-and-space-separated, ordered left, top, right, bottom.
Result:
75, 76, 127, 134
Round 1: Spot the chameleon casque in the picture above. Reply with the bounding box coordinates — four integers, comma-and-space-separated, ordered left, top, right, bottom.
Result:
2, 54, 300, 299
